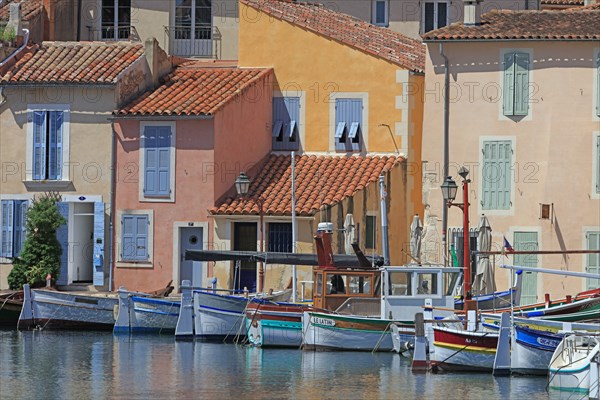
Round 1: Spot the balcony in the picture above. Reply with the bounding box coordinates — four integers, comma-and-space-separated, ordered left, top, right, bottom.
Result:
87, 25, 140, 42
164, 25, 221, 58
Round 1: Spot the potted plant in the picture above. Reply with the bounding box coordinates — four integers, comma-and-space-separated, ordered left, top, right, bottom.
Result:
3, 26, 16, 47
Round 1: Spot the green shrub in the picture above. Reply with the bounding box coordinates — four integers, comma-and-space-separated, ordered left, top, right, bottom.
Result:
3, 26, 15, 43
7, 193, 66, 290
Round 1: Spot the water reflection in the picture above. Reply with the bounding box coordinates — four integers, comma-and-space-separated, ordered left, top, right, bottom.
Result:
0, 330, 554, 399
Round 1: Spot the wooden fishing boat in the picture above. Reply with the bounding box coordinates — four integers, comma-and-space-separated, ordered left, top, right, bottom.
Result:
430, 323, 500, 372
245, 301, 314, 347
18, 284, 118, 330
454, 272, 523, 311
302, 264, 461, 351
113, 287, 180, 334
548, 334, 600, 396
0, 290, 23, 327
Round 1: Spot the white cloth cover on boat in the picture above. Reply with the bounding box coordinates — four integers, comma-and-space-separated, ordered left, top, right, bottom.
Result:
344, 214, 356, 255
473, 215, 496, 295
409, 214, 423, 264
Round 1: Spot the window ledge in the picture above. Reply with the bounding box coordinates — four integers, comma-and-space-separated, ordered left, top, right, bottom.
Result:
23, 180, 73, 190
117, 261, 153, 269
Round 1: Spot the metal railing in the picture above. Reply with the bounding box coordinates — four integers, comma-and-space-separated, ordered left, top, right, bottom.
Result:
87, 25, 140, 42
164, 25, 221, 58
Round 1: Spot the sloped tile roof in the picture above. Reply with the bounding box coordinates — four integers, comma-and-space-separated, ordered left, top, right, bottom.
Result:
0, 0, 43, 22
241, 0, 425, 72
211, 154, 401, 217
422, 9, 600, 41
0, 41, 144, 84
117, 63, 273, 116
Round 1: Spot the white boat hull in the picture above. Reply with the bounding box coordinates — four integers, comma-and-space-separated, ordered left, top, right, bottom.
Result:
548, 335, 600, 395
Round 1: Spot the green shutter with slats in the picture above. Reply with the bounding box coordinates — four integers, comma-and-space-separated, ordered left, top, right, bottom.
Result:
597, 136, 600, 194
596, 54, 600, 117
514, 53, 530, 116
482, 140, 512, 210
586, 232, 600, 290
514, 231, 538, 305
503, 53, 515, 116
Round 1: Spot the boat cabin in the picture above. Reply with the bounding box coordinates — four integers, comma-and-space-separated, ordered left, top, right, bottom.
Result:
312, 265, 461, 320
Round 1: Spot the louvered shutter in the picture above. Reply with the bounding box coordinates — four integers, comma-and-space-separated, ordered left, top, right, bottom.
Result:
503, 53, 515, 116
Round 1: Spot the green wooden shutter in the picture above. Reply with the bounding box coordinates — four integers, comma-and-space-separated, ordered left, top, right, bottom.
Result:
596, 54, 600, 117
596, 136, 600, 194
482, 140, 511, 210
503, 53, 515, 116
514, 231, 538, 305
514, 53, 530, 116
586, 232, 600, 290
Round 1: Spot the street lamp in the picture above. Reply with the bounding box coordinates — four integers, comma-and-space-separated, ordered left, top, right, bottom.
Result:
235, 172, 265, 293
441, 167, 473, 305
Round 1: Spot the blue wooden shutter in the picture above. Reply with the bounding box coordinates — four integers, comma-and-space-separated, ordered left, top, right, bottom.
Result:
503, 53, 515, 116
156, 127, 171, 196
121, 215, 135, 260
514, 53, 529, 116
32, 111, 47, 180
47, 112, 63, 180
335, 99, 350, 151
348, 99, 363, 151
586, 232, 600, 290
13, 201, 28, 257
272, 98, 288, 150
135, 215, 149, 260
1, 200, 14, 257
482, 141, 511, 210
56, 202, 70, 285
285, 97, 300, 150
93, 202, 105, 286
144, 127, 158, 196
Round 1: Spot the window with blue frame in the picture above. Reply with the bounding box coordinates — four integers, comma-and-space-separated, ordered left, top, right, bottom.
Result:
0, 200, 28, 258
143, 126, 171, 197
272, 97, 300, 151
121, 214, 149, 261
32, 111, 65, 180
335, 98, 363, 152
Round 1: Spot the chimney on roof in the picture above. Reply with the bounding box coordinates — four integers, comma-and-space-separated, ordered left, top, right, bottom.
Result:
144, 37, 172, 89
463, 0, 483, 26
7, 2, 23, 38
43, 0, 56, 41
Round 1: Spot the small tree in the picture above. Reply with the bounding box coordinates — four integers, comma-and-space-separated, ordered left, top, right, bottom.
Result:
8, 193, 66, 289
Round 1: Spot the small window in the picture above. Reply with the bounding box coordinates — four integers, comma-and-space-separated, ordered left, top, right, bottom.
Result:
372, 0, 389, 26
327, 274, 347, 294
268, 223, 292, 252
422, 1, 448, 33
121, 214, 149, 261
335, 98, 363, 152
316, 273, 323, 296
389, 271, 411, 296
365, 215, 376, 249
349, 275, 372, 294
272, 97, 300, 151
416, 273, 438, 295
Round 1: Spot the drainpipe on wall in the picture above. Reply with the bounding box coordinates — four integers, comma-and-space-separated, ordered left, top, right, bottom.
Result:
108, 119, 117, 292
439, 42, 450, 266
379, 176, 390, 265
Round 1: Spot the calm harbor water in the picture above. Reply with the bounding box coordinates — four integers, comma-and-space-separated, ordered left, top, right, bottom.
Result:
0, 329, 566, 399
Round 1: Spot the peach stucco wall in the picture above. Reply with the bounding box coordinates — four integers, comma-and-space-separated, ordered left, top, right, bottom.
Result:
113, 76, 272, 292
421, 40, 600, 299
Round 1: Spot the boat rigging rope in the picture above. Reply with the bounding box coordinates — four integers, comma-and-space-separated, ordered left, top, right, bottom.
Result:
372, 322, 394, 353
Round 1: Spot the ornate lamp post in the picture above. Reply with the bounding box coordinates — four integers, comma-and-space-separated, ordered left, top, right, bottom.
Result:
235, 172, 265, 293
441, 166, 473, 304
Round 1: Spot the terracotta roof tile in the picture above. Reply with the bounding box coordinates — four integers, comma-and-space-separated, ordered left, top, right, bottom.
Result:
0, 0, 42, 22
118, 63, 273, 116
422, 9, 600, 41
211, 154, 402, 217
0, 41, 144, 84
241, 0, 425, 72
